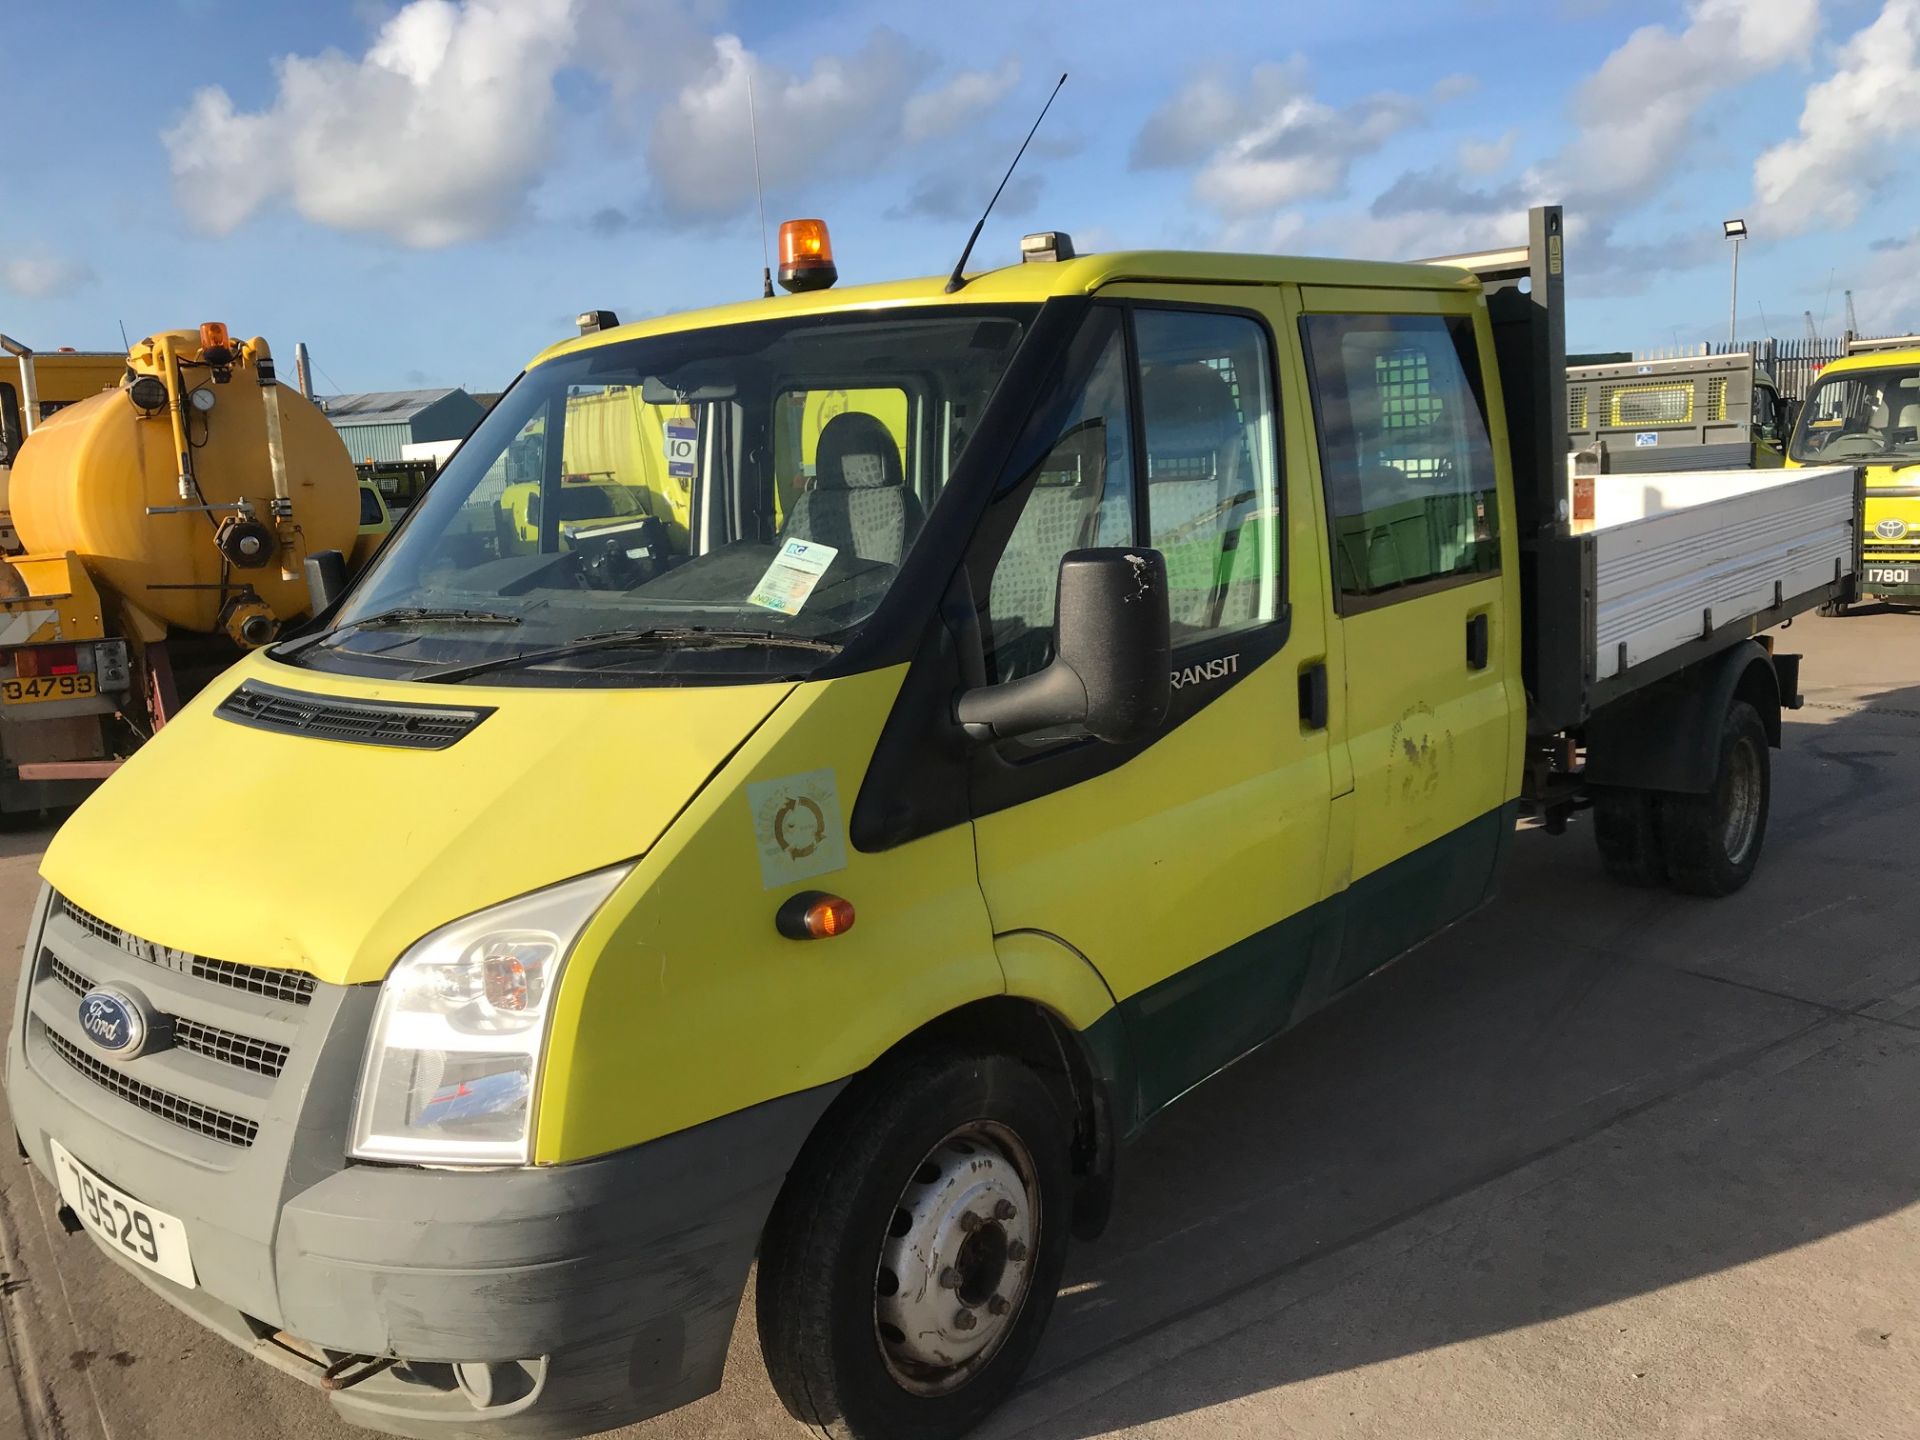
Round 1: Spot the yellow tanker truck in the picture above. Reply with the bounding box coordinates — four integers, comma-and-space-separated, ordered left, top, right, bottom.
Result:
0, 324, 363, 812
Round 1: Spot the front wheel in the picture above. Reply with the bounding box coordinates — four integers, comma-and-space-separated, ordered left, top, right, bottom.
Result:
757, 1050, 1073, 1440
1657, 699, 1771, 897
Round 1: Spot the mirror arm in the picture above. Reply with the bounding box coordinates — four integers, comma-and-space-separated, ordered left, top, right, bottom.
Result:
955, 661, 1089, 741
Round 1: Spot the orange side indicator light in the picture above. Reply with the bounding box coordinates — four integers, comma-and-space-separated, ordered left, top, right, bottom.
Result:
776, 891, 856, 940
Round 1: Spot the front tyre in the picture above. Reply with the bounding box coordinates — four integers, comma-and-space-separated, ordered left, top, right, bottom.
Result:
757, 1051, 1073, 1440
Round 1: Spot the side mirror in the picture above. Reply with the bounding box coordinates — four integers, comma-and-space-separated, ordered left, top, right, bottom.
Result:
957, 547, 1171, 744
304, 549, 348, 613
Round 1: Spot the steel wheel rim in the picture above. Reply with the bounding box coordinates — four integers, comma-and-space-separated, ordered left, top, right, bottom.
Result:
872, 1120, 1040, 1397
1721, 734, 1762, 864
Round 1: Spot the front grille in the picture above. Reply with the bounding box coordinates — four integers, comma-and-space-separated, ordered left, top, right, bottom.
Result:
61, 896, 315, 1006
44, 1030, 259, 1148
41, 953, 290, 1078
215, 679, 493, 751
171, 1018, 289, 1078
190, 957, 315, 1007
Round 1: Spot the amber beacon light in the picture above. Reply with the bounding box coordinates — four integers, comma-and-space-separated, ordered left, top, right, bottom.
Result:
777, 219, 838, 293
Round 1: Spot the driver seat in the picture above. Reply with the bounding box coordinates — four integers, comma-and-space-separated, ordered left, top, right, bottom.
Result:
782, 412, 923, 566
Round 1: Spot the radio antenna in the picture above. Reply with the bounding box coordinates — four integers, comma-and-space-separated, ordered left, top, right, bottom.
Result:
945, 72, 1067, 294
746, 63, 774, 299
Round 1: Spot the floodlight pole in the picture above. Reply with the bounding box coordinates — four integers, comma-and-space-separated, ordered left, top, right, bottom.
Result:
1727, 234, 1741, 347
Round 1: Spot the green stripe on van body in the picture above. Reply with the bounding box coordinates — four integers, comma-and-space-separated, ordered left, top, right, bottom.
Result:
1100, 801, 1518, 1132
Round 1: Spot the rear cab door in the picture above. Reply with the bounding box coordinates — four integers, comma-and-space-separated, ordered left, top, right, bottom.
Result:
1289, 282, 1525, 994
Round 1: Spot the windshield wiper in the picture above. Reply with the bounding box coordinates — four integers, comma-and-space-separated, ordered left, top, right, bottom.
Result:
274, 605, 524, 658
345, 606, 524, 629
416, 626, 842, 684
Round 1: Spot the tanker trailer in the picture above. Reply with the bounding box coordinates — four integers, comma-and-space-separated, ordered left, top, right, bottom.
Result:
0, 323, 359, 812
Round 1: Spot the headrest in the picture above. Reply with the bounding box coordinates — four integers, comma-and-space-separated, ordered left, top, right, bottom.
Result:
815, 411, 902, 490
1141, 363, 1239, 469
1897, 404, 1920, 429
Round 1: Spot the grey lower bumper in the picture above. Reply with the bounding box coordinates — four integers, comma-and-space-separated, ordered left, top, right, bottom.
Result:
6, 886, 839, 1437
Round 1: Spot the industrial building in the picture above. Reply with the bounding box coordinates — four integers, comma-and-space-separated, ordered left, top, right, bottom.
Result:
318, 387, 485, 464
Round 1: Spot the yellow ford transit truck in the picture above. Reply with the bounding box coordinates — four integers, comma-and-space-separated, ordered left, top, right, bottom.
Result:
6, 208, 1858, 1440
1786, 341, 1920, 605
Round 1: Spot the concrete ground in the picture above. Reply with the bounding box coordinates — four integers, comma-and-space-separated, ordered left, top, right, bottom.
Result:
1, 609, 1918, 1440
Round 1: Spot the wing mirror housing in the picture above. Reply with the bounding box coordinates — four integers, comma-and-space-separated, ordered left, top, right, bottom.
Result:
957, 547, 1171, 744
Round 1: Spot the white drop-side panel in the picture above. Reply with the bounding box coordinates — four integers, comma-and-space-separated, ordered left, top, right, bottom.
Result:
1588, 465, 1855, 682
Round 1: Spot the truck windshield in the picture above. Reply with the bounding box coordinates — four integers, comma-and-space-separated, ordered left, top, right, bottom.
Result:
292, 306, 1033, 683
1789, 363, 1920, 464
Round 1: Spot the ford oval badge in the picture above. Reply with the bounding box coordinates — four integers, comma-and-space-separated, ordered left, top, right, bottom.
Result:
1876, 517, 1908, 541
79, 988, 147, 1058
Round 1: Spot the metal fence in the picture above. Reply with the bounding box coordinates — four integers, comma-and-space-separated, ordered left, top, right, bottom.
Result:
1631, 336, 1912, 402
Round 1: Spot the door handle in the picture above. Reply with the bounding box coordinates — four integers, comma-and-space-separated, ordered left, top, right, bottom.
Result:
1298, 661, 1328, 731
1466, 613, 1489, 671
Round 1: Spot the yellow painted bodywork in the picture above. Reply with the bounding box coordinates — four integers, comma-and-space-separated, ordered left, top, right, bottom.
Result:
43, 248, 1530, 1165
0, 553, 107, 644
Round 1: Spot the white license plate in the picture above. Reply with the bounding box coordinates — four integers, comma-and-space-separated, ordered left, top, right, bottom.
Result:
49, 1139, 196, 1289
1866, 567, 1912, 585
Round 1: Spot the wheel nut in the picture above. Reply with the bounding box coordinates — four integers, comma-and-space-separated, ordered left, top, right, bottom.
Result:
939, 1267, 963, 1290
959, 1212, 983, 1233
988, 1294, 1010, 1317
954, 1308, 978, 1331
1007, 1240, 1029, 1263
994, 1199, 1017, 1221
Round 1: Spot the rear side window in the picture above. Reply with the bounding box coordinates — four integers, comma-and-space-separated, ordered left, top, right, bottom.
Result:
1302, 313, 1498, 605
359, 486, 386, 526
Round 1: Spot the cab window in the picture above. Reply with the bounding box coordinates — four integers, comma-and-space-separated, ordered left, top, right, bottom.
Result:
1135, 308, 1281, 644
1302, 313, 1498, 605
0, 381, 19, 464
981, 304, 1286, 686
984, 310, 1134, 684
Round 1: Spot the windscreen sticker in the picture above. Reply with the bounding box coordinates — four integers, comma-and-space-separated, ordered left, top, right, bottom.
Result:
1634, 431, 1659, 447
748, 769, 849, 889
664, 419, 697, 479
748, 538, 839, 615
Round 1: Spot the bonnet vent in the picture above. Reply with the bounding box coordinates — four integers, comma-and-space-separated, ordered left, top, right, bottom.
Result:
214, 681, 492, 751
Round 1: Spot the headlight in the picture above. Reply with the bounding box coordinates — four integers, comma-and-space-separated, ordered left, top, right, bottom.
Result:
349, 866, 630, 1166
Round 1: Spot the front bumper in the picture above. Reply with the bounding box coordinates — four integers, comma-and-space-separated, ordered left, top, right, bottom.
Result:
6, 883, 838, 1437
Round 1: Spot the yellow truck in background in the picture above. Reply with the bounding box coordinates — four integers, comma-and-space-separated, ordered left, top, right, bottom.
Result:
1787, 341, 1920, 606
0, 325, 370, 811
0, 339, 126, 553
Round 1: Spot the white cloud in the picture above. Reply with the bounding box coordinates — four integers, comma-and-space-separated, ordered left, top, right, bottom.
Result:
1, 255, 95, 299
1132, 59, 1422, 216
1752, 0, 1920, 235
644, 31, 938, 224
1556, 0, 1819, 205
162, 0, 708, 248
903, 59, 1021, 144
1458, 131, 1515, 177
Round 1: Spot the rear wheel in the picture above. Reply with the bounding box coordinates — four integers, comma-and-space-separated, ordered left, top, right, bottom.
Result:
757, 1050, 1073, 1440
1657, 700, 1770, 897
1591, 787, 1666, 887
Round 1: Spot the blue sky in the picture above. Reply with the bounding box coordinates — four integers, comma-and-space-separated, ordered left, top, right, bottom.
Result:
3, 0, 1917, 392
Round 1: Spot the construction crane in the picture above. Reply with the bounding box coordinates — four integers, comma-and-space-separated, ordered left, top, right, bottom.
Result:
1804, 310, 1819, 343
1845, 290, 1859, 339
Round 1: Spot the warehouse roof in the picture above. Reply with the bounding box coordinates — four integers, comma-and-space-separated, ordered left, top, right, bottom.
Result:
317, 388, 471, 424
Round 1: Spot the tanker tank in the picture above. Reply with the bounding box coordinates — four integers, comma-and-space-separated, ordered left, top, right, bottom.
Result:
7, 323, 358, 647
